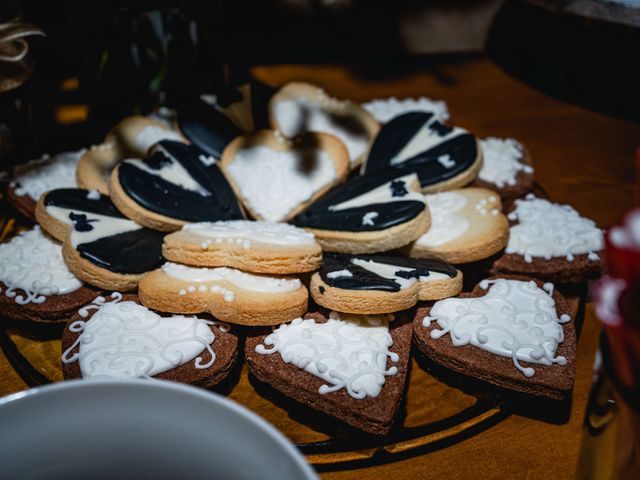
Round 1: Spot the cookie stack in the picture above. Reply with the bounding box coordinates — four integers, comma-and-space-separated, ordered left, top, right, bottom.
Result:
1, 80, 604, 436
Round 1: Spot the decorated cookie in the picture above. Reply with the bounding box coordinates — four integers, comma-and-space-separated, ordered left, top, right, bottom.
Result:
62, 292, 238, 387
138, 262, 308, 326
0, 226, 101, 323
269, 82, 380, 169
407, 188, 509, 264
7, 149, 84, 220
76, 139, 122, 194
310, 253, 462, 314
292, 171, 429, 254
163, 220, 322, 274
110, 140, 245, 231
198, 81, 274, 134
362, 96, 449, 123
35, 188, 165, 291
246, 310, 412, 435
414, 277, 576, 399
473, 137, 535, 198
492, 194, 603, 283
362, 112, 482, 192
219, 130, 349, 223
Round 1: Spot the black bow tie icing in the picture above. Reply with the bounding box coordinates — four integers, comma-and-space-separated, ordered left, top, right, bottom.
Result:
362, 111, 479, 189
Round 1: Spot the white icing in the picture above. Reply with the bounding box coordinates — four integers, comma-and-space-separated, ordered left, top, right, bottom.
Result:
12, 150, 84, 201
423, 279, 570, 377
389, 117, 467, 166
437, 154, 455, 169
362, 211, 379, 226
329, 173, 424, 211
225, 145, 337, 222
86, 189, 101, 200
133, 125, 184, 154
416, 192, 470, 247
124, 154, 210, 197
61, 293, 228, 379
162, 262, 301, 294
45, 206, 141, 247
326, 269, 353, 279
255, 311, 398, 399
198, 154, 217, 166
506, 195, 603, 262
274, 97, 369, 166
183, 220, 316, 249
479, 137, 533, 188
362, 97, 449, 123
0, 227, 82, 304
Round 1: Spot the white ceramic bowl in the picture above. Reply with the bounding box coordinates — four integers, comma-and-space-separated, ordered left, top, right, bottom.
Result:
0, 379, 317, 480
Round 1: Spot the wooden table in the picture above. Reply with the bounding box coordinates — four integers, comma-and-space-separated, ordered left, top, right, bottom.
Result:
1, 55, 638, 479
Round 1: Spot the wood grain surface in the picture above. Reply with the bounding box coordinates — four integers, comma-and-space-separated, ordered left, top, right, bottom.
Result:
0, 55, 638, 479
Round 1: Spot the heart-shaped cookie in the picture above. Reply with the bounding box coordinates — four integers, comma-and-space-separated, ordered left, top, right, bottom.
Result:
492, 194, 603, 283
138, 262, 308, 326
269, 82, 380, 169
413, 277, 576, 399
246, 310, 412, 435
35, 188, 165, 291
292, 171, 429, 253
219, 129, 349, 222
407, 187, 510, 264
0, 226, 102, 323
110, 140, 245, 231
362, 111, 482, 192
62, 292, 238, 388
310, 253, 462, 314
163, 220, 322, 274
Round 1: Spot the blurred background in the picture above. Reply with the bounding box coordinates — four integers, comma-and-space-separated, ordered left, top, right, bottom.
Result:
1, 0, 639, 165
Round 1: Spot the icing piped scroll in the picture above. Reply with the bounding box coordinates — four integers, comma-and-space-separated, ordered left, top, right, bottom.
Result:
112, 140, 244, 230
256, 312, 398, 399
362, 112, 481, 192
36, 188, 164, 291
506, 194, 603, 263
0, 226, 82, 305
423, 278, 570, 377
62, 293, 228, 379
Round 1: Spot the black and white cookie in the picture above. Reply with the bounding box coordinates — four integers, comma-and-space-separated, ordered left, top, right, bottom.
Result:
362, 111, 482, 192
35, 188, 165, 291
310, 253, 462, 314
291, 171, 430, 254
109, 140, 244, 231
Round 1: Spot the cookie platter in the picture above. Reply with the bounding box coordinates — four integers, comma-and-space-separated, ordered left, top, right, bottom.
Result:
0, 82, 598, 466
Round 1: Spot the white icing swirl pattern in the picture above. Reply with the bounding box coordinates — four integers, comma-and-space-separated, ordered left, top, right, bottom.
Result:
256, 311, 399, 399
423, 279, 571, 377
478, 137, 533, 188
182, 220, 316, 249
0, 227, 82, 304
225, 145, 337, 222
362, 97, 449, 123
506, 194, 603, 262
12, 150, 84, 201
416, 191, 470, 247
62, 293, 229, 379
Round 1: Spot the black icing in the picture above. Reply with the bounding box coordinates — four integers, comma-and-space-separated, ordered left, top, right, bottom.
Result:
320, 253, 457, 292
118, 140, 244, 223
77, 228, 165, 274
177, 99, 242, 158
291, 170, 425, 232
44, 188, 124, 218
68, 213, 97, 232
363, 112, 478, 188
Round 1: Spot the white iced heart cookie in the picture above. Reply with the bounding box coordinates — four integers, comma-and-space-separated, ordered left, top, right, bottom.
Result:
256, 312, 398, 399
423, 279, 569, 377
407, 187, 510, 264
474, 137, 535, 197
138, 262, 309, 326
62, 293, 225, 379
362, 96, 449, 123
269, 82, 380, 169
220, 129, 349, 222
